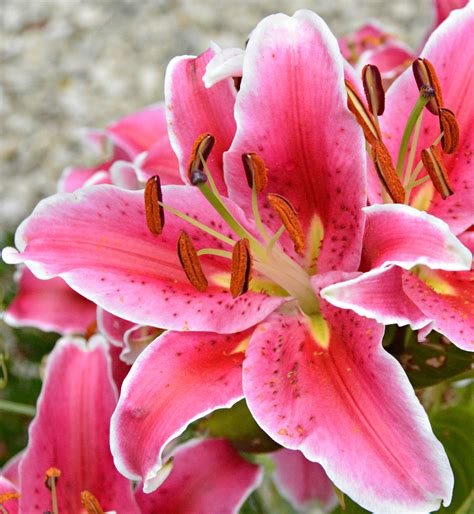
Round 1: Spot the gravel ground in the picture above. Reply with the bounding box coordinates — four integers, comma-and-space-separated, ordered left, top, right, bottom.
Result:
0, 0, 433, 233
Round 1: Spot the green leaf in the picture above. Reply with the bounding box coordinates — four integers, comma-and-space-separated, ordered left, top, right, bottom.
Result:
386, 327, 474, 389
431, 407, 474, 513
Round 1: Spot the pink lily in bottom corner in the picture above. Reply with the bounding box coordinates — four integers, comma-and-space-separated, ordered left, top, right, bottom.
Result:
3, 9, 471, 513
0, 336, 261, 514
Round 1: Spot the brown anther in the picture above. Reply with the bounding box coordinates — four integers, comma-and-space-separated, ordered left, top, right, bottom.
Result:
177, 231, 208, 292
44, 467, 61, 489
371, 141, 405, 203
144, 175, 165, 235
0, 491, 21, 503
233, 76, 242, 91
81, 491, 105, 514
412, 58, 444, 115
362, 64, 385, 115
345, 80, 382, 144
241, 153, 268, 193
439, 108, 460, 154
421, 145, 453, 199
85, 320, 97, 340
267, 194, 305, 255
187, 133, 215, 181
230, 238, 252, 298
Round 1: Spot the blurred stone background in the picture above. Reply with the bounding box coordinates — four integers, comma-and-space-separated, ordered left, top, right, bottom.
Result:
1, 0, 433, 233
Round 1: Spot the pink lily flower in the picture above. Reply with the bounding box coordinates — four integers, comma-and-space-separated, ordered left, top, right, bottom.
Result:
3, 9, 467, 513
60, 104, 180, 193
322, 4, 474, 351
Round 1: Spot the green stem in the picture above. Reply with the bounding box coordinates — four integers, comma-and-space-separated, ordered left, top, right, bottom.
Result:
396, 94, 430, 179
0, 399, 36, 416
403, 109, 424, 186
197, 248, 232, 259
158, 201, 235, 245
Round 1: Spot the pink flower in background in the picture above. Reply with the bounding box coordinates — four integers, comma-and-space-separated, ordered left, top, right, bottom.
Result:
4, 9, 470, 512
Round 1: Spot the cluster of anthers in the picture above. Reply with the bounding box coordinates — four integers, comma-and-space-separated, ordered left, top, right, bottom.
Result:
346, 58, 459, 204
144, 132, 327, 339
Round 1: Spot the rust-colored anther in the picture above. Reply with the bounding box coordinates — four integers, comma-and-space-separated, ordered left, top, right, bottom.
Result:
44, 467, 61, 489
85, 320, 97, 340
241, 153, 268, 193
362, 64, 385, 115
371, 141, 406, 203
144, 175, 165, 235
0, 491, 21, 503
187, 133, 215, 181
177, 231, 208, 292
233, 76, 242, 91
421, 145, 453, 199
345, 80, 382, 144
267, 194, 305, 255
412, 58, 444, 115
439, 108, 460, 154
81, 491, 105, 514
230, 238, 252, 298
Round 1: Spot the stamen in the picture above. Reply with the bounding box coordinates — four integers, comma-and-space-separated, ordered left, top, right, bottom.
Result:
345, 80, 381, 144
421, 145, 454, 199
362, 64, 385, 116
230, 238, 252, 298
144, 176, 165, 235
371, 141, 405, 203
44, 467, 61, 514
241, 153, 268, 193
81, 491, 105, 514
0, 492, 20, 509
177, 231, 208, 292
412, 58, 444, 115
438, 108, 460, 154
187, 133, 215, 181
305, 214, 324, 276
267, 194, 305, 255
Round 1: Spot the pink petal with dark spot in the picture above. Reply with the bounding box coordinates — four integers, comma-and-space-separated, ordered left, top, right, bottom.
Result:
111, 329, 250, 491
224, 10, 366, 272
165, 48, 236, 194
243, 303, 453, 513
3, 185, 285, 333
402, 268, 474, 351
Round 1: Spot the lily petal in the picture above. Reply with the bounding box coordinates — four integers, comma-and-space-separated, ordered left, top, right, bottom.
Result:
361, 204, 472, 271
271, 448, 336, 511
321, 266, 430, 329
1, 452, 22, 486
58, 164, 113, 193
3, 185, 284, 333
203, 46, 244, 88
19, 336, 138, 513
376, 4, 474, 234
4, 267, 96, 334
135, 439, 262, 514
403, 268, 474, 351
165, 48, 236, 194
105, 104, 170, 159
110, 329, 250, 491
224, 10, 366, 272
243, 303, 453, 513
134, 139, 181, 185
97, 307, 135, 347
